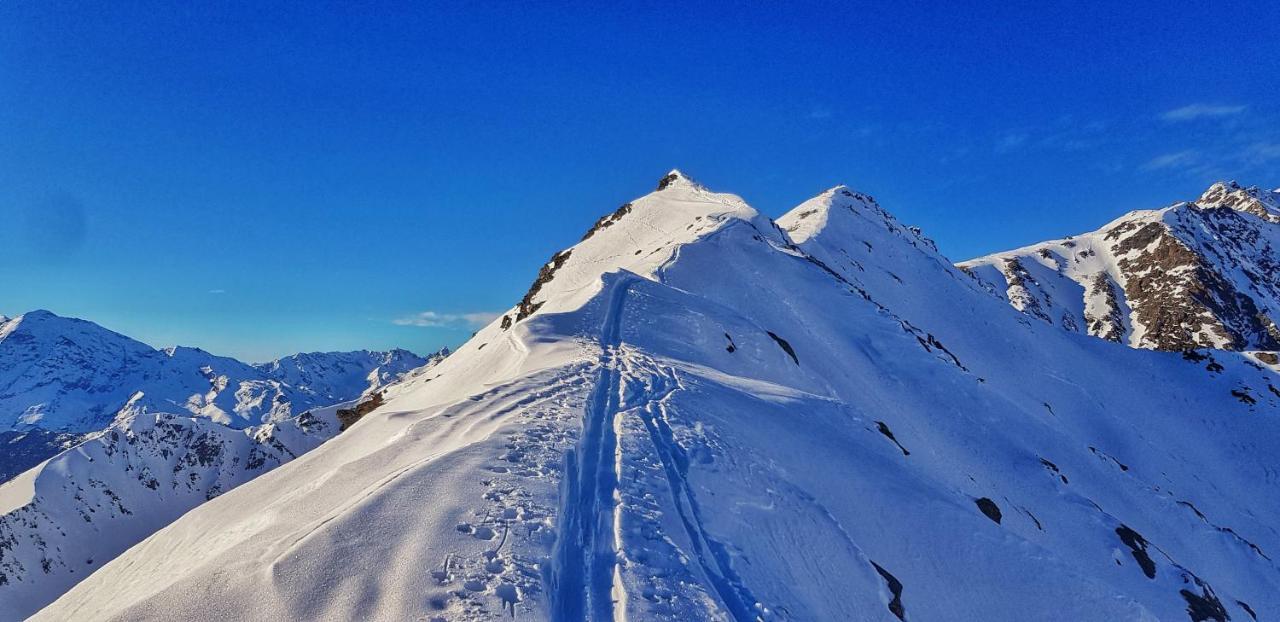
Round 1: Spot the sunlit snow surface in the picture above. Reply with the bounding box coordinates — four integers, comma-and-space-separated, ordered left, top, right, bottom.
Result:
28, 173, 1280, 621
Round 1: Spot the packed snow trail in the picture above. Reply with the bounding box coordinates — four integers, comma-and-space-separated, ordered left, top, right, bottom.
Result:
550, 275, 632, 621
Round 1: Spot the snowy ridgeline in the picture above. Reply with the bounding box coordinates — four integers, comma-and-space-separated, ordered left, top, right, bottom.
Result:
11, 172, 1280, 621
962, 181, 1280, 353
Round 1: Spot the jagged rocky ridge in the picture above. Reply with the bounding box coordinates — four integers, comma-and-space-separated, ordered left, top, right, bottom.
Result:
0, 310, 438, 482
962, 181, 1280, 353
25, 172, 1280, 621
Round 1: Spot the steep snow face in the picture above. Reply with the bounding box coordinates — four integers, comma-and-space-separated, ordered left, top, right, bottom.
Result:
961, 181, 1280, 352
36, 173, 1280, 622
0, 405, 346, 620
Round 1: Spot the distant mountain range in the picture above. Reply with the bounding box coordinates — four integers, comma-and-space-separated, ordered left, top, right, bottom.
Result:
0, 309, 440, 482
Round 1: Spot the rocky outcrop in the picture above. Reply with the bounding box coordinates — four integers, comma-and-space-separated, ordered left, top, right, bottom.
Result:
962, 181, 1280, 351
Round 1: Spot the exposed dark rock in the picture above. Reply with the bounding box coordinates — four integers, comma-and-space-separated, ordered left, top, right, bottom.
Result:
1040, 457, 1069, 484
973, 184, 1280, 352
1115, 524, 1157, 579
1236, 599, 1256, 620
766, 331, 799, 365
656, 172, 681, 191
513, 249, 573, 324
1023, 508, 1044, 531
1180, 581, 1228, 622
336, 392, 384, 431
1000, 258, 1053, 324
870, 561, 906, 621
875, 421, 910, 456
581, 203, 632, 241
1113, 214, 1279, 351
1084, 272, 1125, 342
1089, 446, 1129, 471
1256, 352, 1277, 365
975, 497, 1002, 524
1230, 389, 1256, 405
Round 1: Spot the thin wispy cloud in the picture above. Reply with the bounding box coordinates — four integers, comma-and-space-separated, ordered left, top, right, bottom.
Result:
1141, 150, 1198, 171
1244, 142, 1280, 165
208, 289, 226, 295
393, 310, 502, 328
1160, 103, 1247, 122
995, 132, 1029, 153
808, 106, 832, 120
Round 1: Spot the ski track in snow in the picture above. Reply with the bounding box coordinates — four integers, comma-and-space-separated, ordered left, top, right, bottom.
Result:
550, 275, 633, 621
633, 362, 760, 621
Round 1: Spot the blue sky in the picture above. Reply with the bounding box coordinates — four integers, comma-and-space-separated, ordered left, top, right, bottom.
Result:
2, 1, 1277, 361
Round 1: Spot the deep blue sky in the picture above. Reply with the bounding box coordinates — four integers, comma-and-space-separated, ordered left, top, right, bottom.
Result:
2, 2, 1277, 361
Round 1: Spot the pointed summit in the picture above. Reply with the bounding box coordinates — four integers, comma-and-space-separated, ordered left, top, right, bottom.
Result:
655, 169, 700, 191
496, 170, 772, 329
777, 184, 882, 245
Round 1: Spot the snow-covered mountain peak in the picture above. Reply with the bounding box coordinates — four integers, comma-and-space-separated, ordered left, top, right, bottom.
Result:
2, 310, 89, 336
777, 184, 884, 245
498, 171, 778, 329
964, 179, 1280, 350
1196, 180, 1280, 222
654, 168, 701, 191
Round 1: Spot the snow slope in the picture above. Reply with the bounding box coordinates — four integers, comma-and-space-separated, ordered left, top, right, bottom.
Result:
34, 172, 1280, 621
0, 404, 347, 619
961, 181, 1280, 352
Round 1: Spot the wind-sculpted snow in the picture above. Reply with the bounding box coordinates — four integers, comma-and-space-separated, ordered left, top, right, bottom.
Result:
963, 181, 1280, 353
32, 172, 1280, 621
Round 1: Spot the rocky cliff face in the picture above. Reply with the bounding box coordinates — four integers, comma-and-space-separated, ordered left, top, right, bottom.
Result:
961, 181, 1280, 352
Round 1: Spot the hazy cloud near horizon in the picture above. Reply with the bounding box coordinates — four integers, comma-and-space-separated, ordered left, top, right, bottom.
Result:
1160, 103, 1247, 122
393, 310, 502, 328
